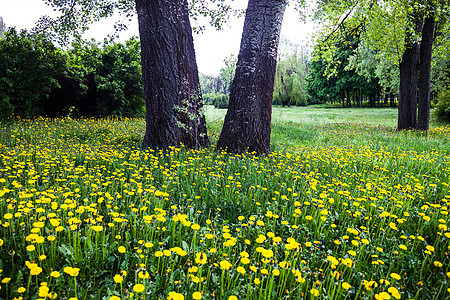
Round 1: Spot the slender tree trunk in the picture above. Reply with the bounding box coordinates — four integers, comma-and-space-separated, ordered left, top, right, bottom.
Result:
217, 0, 286, 154
417, 15, 435, 131
136, 0, 209, 149
397, 42, 420, 130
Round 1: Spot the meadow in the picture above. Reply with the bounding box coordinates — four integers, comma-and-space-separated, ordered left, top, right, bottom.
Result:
0, 106, 449, 300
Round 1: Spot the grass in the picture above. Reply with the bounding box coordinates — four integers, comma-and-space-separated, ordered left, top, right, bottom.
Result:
0, 107, 449, 300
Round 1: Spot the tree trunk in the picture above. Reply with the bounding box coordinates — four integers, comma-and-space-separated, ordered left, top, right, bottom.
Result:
397, 42, 420, 130
136, 0, 209, 149
417, 15, 435, 131
217, 0, 286, 154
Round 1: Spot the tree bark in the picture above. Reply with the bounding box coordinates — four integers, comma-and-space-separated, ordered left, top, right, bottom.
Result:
397, 42, 420, 130
217, 0, 287, 154
136, 0, 209, 149
417, 15, 435, 131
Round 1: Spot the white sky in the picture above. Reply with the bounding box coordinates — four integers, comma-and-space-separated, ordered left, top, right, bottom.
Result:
0, 0, 316, 76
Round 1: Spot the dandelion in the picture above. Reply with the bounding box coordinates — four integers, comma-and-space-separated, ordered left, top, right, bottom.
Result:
220, 260, 232, 270
118, 246, 126, 253
63, 266, 80, 277
426, 245, 435, 252
192, 292, 202, 299
388, 287, 401, 299
114, 274, 123, 283
310, 288, 319, 297
133, 284, 145, 293
342, 282, 351, 290
390, 273, 401, 280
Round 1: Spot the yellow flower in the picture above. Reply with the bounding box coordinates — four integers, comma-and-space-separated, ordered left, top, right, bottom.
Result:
91, 225, 103, 232
310, 288, 319, 297
228, 296, 238, 300
375, 292, 391, 299
254, 278, 261, 285
26, 245, 35, 252
237, 266, 245, 274
390, 273, 401, 280
30, 266, 43, 275
388, 286, 401, 299
192, 292, 202, 299
63, 266, 80, 277
220, 260, 232, 270
426, 245, 435, 252
110, 296, 121, 300
342, 282, 351, 290
168, 291, 185, 300
133, 284, 145, 293
118, 246, 126, 253
1, 277, 11, 283
17, 287, 26, 293
50, 271, 61, 278
195, 252, 207, 265
114, 274, 123, 283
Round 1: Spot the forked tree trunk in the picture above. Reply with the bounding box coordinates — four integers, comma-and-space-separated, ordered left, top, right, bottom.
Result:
217, 0, 286, 154
136, 0, 208, 149
417, 15, 435, 131
397, 42, 420, 130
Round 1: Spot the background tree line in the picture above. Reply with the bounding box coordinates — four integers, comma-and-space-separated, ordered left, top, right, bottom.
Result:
0, 28, 144, 119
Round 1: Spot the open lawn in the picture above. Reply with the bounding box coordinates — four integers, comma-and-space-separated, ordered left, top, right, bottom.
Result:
0, 107, 449, 300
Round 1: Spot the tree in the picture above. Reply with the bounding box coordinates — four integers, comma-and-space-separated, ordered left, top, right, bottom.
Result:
274, 40, 309, 107
64, 37, 144, 118
136, 0, 208, 149
0, 28, 67, 118
218, 54, 237, 94
39, 0, 236, 149
313, 0, 450, 130
217, 0, 287, 154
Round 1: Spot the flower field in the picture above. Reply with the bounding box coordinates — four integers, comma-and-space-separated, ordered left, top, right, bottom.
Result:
0, 115, 449, 299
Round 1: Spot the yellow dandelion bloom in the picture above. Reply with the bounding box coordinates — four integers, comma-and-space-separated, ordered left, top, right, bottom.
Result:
133, 284, 145, 293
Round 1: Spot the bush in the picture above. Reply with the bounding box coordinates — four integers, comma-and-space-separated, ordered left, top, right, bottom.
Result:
203, 93, 218, 105
433, 89, 450, 123
213, 94, 229, 109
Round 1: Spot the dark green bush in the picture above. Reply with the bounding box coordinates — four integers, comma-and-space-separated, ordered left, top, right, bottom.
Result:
203, 93, 218, 105
213, 94, 229, 109
433, 89, 450, 123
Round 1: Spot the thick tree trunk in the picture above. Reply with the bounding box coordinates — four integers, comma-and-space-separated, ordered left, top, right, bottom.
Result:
397, 42, 420, 130
417, 15, 435, 131
217, 0, 286, 154
136, 0, 209, 149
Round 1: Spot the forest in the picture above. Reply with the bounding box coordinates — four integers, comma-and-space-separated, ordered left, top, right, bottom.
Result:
0, 0, 449, 299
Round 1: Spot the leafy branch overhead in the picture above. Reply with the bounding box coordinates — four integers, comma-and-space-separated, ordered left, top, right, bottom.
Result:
35, 0, 243, 42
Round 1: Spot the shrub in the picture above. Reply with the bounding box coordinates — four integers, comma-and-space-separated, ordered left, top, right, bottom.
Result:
203, 93, 218, 105
433, 89, 450, 123
213, 94, 229, 109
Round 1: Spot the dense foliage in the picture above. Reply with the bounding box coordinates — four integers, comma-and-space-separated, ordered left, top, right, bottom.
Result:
0, 29, 144, 119
0, 109, 449, 299
433, 89, 450, 123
